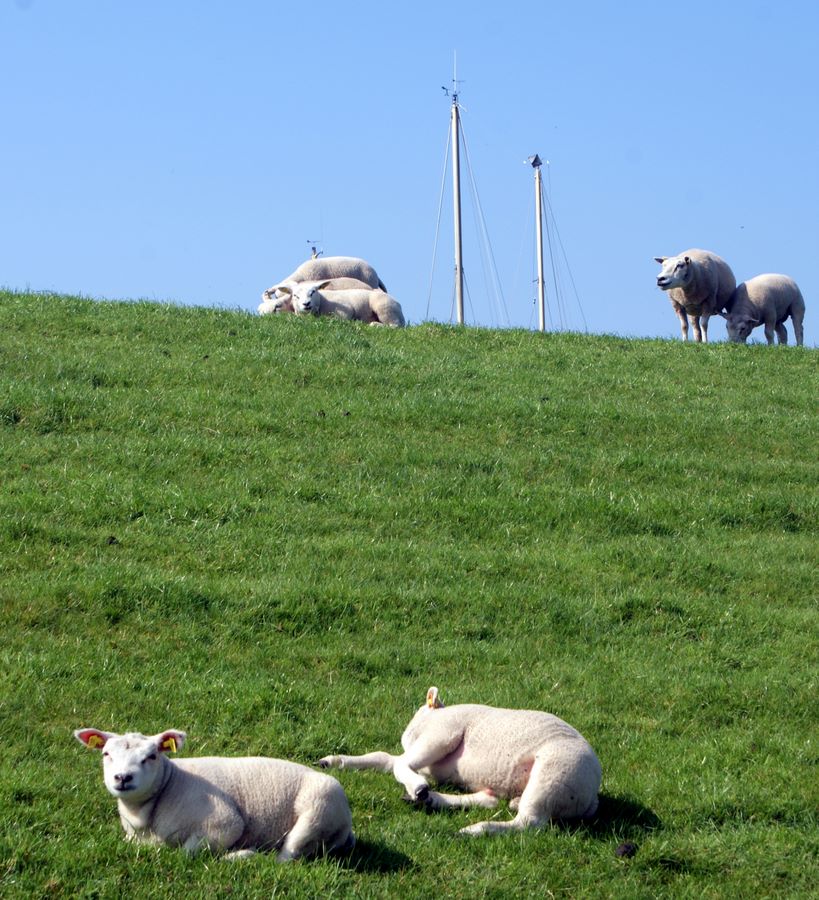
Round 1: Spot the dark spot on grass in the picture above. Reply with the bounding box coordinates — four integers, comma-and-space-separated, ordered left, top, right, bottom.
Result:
615, 841, 638, 858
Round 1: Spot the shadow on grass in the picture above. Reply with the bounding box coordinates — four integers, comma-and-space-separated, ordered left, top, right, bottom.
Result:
343, 837, 414, 874
579, 793, 662, 840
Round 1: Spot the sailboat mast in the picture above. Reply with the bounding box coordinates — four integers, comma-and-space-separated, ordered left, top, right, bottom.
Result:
450, 60, 464, 324
529, 154, 546, 332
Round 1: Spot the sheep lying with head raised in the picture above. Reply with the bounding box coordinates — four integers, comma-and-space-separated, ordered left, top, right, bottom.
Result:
654, 249, 736, 342
259, 277, 374, 315
282, 280, 406, 327
318, 687, 601, 836
722, 274, 805, 345
262, 254, 388, 308
75, 727, 354, 861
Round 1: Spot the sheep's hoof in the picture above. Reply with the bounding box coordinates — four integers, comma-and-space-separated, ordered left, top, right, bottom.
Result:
316, 756, 335, 769
402, 785, 431, 811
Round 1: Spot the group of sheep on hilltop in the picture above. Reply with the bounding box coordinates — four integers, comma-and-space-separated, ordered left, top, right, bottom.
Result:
654, 249, 805, 345
75, 686, 602, 861
258, 250, 806, 343
258, 255, 405, 327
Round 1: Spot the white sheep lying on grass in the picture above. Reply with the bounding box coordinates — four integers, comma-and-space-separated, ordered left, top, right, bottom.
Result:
318, 687, 601, 836
75, 727, 354, 861
654, 249, 736, 342
262, 256, 388, 310
258, 277, 373, 315
722, 274, 805, 345
283, 280, 406, 327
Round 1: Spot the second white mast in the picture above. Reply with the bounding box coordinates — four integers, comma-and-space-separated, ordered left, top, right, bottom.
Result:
450, 57, 464, 325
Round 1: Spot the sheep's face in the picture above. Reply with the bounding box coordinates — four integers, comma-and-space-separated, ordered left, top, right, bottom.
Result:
655, 256, 692, 292
258, 292, 293, 315
292, 281, 331, 316
725, 314, 756, 343
75, 728, 186, 804
258, 285, 295, 315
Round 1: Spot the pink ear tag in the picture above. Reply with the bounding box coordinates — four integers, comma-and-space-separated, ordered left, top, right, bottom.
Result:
161, 736, 177, 753
87, 733, 105, 749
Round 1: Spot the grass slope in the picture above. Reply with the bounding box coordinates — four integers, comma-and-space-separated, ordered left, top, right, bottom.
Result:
1, 290, 816, 898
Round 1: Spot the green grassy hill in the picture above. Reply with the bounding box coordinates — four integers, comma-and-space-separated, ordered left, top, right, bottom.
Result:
1, 290, 816, 897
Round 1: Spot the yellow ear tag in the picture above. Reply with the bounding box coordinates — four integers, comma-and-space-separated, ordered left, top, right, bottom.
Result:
161, 737, 177, 754
87, 734, 105, 749
427, 687, 442, 709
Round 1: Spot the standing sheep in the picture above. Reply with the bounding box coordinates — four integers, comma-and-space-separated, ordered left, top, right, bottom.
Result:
74, 727, 354, 861
283, 280, 406, 327
722, 274, 805, 345
318, 687, 601, 837
654, 249, 736, 342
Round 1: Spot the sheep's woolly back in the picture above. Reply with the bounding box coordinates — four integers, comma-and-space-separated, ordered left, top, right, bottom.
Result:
286, 256, 387, 292
733, 274, 803, 309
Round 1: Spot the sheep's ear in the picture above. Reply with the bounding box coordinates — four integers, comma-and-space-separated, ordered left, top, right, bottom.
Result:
653, 257, 666, 264
426, 686, 444, 709
274, 284, 292, 297
316, 280, 332, 291
683, 256, 691, 264
155, 730, 186, 754
74, 728, 116, 750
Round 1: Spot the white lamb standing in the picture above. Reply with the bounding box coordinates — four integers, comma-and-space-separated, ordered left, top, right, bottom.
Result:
75, 727, 355, 861
654, 249, 737, 342
258, 277, 374, 315
283, 280, 406, 327
318, 687, 602, 836
722, 274, 805, 345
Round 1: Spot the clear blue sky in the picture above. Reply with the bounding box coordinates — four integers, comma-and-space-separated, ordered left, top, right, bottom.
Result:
3, 0, 818, 343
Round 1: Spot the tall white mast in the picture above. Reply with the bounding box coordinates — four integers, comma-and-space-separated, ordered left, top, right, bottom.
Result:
528, 154, 546, 332
450, 55, 464, 324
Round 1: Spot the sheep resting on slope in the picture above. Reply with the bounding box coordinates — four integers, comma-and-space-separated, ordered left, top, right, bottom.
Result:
261, 255, 388, 308
281, 280, 406, 327
722, 274, 805, 345
654, 249, 736, 342
318, 687, 601, 836
259, 277, 374, 315
75, 727, 354, 861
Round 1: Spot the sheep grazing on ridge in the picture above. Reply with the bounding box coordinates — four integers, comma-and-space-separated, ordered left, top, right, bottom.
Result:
283, 280, 406, 327
258, 277, 374, 316
318, 687, 601, 837
74, 727, 354, 861
722, 274, 805, 345
654, 249, 736, 342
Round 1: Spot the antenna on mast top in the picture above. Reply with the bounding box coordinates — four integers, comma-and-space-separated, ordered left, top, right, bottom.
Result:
441, 51, 464, 105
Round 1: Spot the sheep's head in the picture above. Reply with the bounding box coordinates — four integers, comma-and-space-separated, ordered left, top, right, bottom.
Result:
259, 285, 294, 315
75, 728, 186, 803
292, 281, 332, 316
654, 255, 693, 292
724, 313, 757, 343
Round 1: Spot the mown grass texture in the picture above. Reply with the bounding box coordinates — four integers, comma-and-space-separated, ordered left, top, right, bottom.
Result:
0, 290, 816, 898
